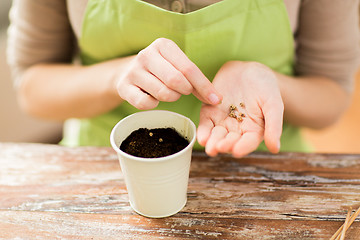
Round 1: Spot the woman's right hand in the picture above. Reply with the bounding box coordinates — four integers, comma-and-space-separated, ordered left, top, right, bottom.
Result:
114, 38, 222, 109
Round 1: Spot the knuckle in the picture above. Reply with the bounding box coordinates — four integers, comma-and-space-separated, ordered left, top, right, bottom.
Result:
130, 93, 147, 109
247, 61, 262, 68
119, 70, 138, 88
154, 37, 167, 45
164, 72, 192, 95
136, 49, 149, 65
133, 99, 146, 109
123, 69, 135, 81
153, 38, 177, 53
157, 87, 180, 102
133, 97, 155, 110
182, 63, 197, 77
183, 82, 193, 95
246, 61, 269, 73
154, 37, 173, 47
166, 72, 183, 88
147, 98, 160, 109
117, 80, 132, 99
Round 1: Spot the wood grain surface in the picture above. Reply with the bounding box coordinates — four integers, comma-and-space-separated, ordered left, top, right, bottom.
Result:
1, 143, 360, 239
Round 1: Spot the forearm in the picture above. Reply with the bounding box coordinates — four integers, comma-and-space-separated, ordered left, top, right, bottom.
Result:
18, 56, 134, 120
277, 73, 352, 129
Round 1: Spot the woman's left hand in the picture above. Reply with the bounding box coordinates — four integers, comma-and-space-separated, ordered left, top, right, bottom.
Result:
197, 61, 284, 158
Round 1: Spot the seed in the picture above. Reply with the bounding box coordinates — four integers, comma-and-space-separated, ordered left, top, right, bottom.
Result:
240, 102, 245, 108
230, 105, 237, 111
229, 111, 237, 118
237, 116, 243, 122
159, 138, 163, 142
240, 113, 246, 118
149, 132, 153, 137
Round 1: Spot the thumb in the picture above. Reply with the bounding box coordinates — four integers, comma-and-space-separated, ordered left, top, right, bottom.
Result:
263, 97, 284, 153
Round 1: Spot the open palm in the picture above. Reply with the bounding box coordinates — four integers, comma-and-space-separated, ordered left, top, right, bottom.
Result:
197, 61, 284, 158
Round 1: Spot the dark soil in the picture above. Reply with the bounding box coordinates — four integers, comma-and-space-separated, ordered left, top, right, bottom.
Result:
120, 128, 189, 158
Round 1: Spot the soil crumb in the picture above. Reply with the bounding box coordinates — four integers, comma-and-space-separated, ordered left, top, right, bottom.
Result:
120, 128, 189, 158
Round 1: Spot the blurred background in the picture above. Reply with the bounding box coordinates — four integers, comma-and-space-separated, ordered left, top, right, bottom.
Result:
303, 70, 360, 154
0, 1, 359, 152
0, 0, 63, 144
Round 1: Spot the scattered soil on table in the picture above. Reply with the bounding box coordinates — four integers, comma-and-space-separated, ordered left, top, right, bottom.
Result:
120, 128, 189, 158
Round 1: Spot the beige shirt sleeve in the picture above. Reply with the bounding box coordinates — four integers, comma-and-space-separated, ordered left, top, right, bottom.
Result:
295, 0, 360, 93
7, 0, 74, 88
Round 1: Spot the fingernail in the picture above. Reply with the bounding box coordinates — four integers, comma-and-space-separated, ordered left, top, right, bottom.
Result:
208, 93, 220, 105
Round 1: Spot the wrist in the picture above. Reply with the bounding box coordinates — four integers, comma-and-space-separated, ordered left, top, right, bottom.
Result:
95, 57, 136, 107
106, 65, 123, 105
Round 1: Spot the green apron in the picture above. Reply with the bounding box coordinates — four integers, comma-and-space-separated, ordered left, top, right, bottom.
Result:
61, 0, 312, 152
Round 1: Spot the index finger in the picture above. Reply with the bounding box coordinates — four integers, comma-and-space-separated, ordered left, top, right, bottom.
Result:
155, 38, 222, 105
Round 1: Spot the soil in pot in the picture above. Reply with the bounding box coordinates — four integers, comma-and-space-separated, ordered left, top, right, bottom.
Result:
120, 128, 189, 158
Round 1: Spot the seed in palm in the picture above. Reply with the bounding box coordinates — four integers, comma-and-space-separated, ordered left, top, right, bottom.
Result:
228, 104, 243, 121
230, 104, 237, 111
229, 111, 237, 119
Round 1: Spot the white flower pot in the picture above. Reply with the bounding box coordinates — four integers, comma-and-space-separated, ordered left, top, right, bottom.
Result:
110, 110, 196, 218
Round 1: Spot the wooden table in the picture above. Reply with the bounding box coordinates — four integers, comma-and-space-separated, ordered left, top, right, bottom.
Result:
1, 143, 360, 239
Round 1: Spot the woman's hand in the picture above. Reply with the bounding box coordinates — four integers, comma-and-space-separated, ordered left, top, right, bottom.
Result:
114, 38, 222, 109
197, 61, 284, 158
